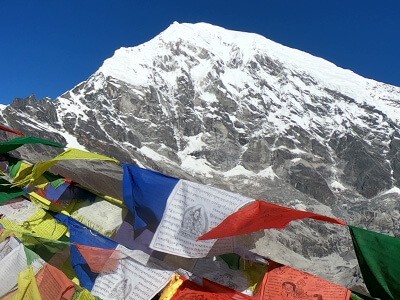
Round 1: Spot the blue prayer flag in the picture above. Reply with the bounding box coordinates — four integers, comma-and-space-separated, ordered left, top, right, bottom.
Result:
122, 164, 179, 231
45, 182, 71, 202
54, 213, 118, 290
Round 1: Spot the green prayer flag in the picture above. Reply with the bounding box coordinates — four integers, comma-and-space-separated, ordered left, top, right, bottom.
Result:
0, 136, 63, 154
351, 291, 377, 300
349, 225, 400, 300
9, 160, 22, 178
50, 178, 67, 189
220, 253, 241, 270
23, 245, 42, 265
0, 178, 27, 204
42, 172, 66, 188
23, 234, 69, 262
351, 293, 364, 300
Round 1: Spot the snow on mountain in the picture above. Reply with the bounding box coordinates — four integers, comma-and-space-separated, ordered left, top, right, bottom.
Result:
1, 22, 400, 291
95, 22, 400, 166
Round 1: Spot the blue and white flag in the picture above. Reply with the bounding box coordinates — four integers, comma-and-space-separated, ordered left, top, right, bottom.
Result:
122, 164, 253, 258
123, 164, 179, 231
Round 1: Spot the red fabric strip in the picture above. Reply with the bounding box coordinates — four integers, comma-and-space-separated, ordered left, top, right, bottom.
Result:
0, 124, 24, 136
199, 200, 346, 240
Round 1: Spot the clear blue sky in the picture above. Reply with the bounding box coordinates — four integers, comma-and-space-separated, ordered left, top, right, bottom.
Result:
1, 0, 399, 104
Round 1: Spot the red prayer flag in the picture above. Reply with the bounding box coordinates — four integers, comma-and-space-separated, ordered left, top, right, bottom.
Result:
260, 261, 351, 300
0, 124, 24, 136
76, 244, 123, 273
199, 200, 346, 240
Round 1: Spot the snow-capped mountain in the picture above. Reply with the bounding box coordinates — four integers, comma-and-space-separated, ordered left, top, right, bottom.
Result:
1, 22, 400, 291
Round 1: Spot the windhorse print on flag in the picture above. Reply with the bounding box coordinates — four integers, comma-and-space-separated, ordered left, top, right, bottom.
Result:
123, 164, 345, 259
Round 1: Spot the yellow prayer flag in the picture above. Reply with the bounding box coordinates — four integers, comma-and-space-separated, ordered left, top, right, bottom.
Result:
0, 209, 67, 240
12, 267, 42, 300
239, 260, 268, 292
73, 289, 98, 300
12, 148, 119, 187
29, 191, 75, 216
13, 161, 32, 181
159, 274, 184, 300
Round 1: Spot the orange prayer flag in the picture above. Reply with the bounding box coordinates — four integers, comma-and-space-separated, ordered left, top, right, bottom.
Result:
199, 200, 346, 240
260, 261, 351, 300
75, 244, 123, 273
36, 264, 76, 300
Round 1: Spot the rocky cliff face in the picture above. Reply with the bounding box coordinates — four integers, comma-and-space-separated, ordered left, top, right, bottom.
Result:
1, 22, 400, 291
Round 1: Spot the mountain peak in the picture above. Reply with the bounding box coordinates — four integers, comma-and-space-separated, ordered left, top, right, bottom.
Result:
98, 22, 396, 103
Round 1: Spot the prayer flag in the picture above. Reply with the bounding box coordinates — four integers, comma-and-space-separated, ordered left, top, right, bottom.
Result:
190, 255, 265, 295
71, 288, 100, 300
0, 124, 24, 136
169, 277, 253, 300
12, 148, 119, 187
0, 243, 45, 298
260, 260, 351, 300
75, 244, 122, 273
54, 214, 118, 290
8, 159, 23, 179
90, 244, 174, 300
159, 274, 185, 300
0, 198, 67, 240
70, 197, 127, 237
43, 181, 71, 202
350, 291, 377, 300
0, 178, 27, 204
0, 136, 63, 154
123, 164, 179, 230
123, 164, 253, 258
349, 225, 400, 300
12, 267, 42, 300
199, 200, 346, 240
35, 263, 76, 300
124, 165, 344, 258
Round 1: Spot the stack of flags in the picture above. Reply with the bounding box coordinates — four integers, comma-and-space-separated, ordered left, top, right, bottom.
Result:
0, 123, 398, 299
